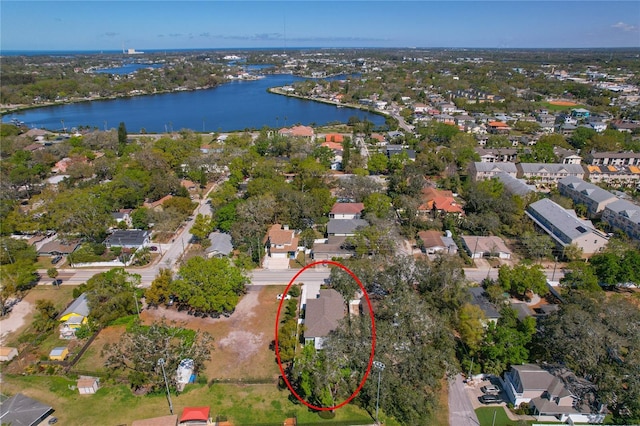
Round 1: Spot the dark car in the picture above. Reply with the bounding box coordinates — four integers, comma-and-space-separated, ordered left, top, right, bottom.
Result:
479, 394, 502, 404
149, 246, 158, 252
48, 418, 58, 425
51, 255, 62, 264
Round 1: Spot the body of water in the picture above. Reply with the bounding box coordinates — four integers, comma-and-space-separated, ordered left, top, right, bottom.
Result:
2, 74, 385, 133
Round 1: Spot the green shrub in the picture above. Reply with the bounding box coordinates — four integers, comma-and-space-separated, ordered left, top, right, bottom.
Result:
92, 243, 106, 256
289, 284, 301, 298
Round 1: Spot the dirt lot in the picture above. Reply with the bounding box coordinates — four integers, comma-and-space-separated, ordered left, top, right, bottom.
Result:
140, 285, 283, 381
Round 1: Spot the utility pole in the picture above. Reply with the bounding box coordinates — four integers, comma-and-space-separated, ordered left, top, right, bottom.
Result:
157, 358, 173, 414
373, 360, 385, 425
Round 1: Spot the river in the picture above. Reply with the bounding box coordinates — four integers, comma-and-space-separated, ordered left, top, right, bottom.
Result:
2, 74, 385, 133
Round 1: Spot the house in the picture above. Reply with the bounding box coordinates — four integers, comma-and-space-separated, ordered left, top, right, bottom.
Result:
111, 209, 133, 227
487, 121, 511, 134
143, 194, 173, 210
467, 287, 501, 325
601, 199, 640, 241
329, 203, 365, 219
418, 230, 457, 255
475, 147, 518, 163
0, 393, 53, 426
526, 198, 609, 257
49, 346, 69, 361
504, 364, 557, 406
77, 376, 101, 394
326, 218, 368, 237
204, 232, 233, 258
461, 236, 512, 259
571, 108, 590, 119
304, 289, 346, 350
132, 415, 179, 426
104, 229, 150, 249
418, 187, 463, 216
0, 346, 18, 362
264, 224, 299, 259
557, 177, 618, 217
179, 406, 210, 425
59, 293, 89, 339
469, 162, 518, 181
311, 236, 354, 261
37, 239, 80, 257
517, 163, 585, 185
279, 125, 315, 140
324, 133, 344, 143
180, 179, 198, 191
176, 358, 195, 391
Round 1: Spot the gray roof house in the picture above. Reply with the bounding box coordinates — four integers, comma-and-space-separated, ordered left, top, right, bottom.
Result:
304, 289, 346, 350
327, 219, 368, 237
461, 235, 512, 259
0, 393, 53, 426
517, 163, 585, 185
601, 199, 640, 241
467, 287, 501, 325
526, 198, 608, 257
104, 230, 150, 249
557, 176, 618, 217
205, 232, 233, 257
469, 162, 518, 181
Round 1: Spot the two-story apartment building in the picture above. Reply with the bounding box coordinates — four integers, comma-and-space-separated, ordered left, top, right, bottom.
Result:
557, 176, 618, 217
526, 198, 609, 257
469, 162, 518, 181
587, 151, 640, 167
517, 163, 585, 185
601, 199, 640, 241
585, 165, 640, 188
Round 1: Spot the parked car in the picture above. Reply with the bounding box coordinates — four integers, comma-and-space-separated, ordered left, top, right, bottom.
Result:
481, 385, 500, 394
51, 255, 62, 264
479, 394, 502, 404
149, 246, 158, 252
277, 294, 291, 300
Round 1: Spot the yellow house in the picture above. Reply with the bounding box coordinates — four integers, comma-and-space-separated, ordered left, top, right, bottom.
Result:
59, 293, 89, 339
49, 347, 69, 361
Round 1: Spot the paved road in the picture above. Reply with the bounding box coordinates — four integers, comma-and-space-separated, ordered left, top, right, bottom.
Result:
449, 374, 481, 426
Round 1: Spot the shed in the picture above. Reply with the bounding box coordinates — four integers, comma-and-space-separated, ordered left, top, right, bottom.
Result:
0, 346, 18, 362
49, 346, 69, 361
77, 376, 100, 394
132, 414, 178, 426
179, 406, 210, 425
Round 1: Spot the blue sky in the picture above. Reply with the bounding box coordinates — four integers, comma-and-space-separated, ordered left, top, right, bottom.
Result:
2, 1, 639, 50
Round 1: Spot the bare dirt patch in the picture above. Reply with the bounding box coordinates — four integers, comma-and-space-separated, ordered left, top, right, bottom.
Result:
73, 325, 127, 373
549, 100, 578, 106
141, 285, 283, 381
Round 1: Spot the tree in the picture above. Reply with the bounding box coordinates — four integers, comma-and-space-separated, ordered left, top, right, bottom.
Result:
560, 261, 601, 292
117, 121, 127, 156
367, 152, 388, 174
363, 192, 392, 219
78, 268, 141, 326
520, 232, 554, 262
32, 299, 59, 332
498, 264, 548, 300
172, 256, 248, 315
145, 268, 173, 307
104, 320, 213, 392
457, 303, 486, 352
190, 214, 213, 245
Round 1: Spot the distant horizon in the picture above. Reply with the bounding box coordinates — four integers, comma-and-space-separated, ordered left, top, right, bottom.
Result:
2, 2, 638, 51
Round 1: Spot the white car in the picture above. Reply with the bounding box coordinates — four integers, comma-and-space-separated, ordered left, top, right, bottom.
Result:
277, 294, 292, 300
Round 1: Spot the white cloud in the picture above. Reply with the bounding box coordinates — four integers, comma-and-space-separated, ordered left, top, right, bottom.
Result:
612, 22, 638, 32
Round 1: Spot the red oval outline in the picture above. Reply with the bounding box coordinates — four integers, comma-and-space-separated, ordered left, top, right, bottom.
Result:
274, 260, 376, 412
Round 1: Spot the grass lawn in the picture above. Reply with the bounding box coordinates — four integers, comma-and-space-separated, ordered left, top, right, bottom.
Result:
536, 101, 585, 112
476, 407, 519, 426
1, 374, 392, 425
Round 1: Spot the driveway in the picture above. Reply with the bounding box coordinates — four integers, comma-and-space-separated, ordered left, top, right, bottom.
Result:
449, 374, 480, 426
0, 299, 33, 345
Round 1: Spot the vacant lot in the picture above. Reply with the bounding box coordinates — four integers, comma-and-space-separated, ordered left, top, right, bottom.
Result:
141, 284, 283, 381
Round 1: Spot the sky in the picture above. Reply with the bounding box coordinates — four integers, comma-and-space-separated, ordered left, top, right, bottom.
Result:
1, 1, 639, 51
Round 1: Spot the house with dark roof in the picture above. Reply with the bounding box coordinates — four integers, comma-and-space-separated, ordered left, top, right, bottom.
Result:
304, 289, 346, 350
326, 218, 368, 237
557, 177, 617, 217
526, 198, 609, 257
467, 287, 501, 325
104, 230, 150, 249
38, 239, 80, 256
311, 236, 354, 261
0, 393, 53, 426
